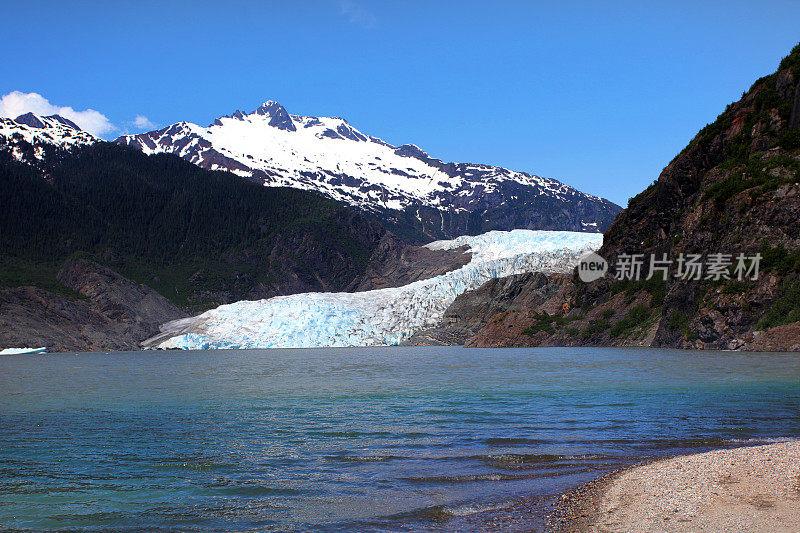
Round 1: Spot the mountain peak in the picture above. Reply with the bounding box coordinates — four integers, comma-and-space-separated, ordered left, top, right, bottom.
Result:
14, 112, 47, 129
1, 112, 96, 165
13, 113, 82, 131
114, 100, 621, 238
253, 100, 296, 131
255, 100, 283, 113
44, 114, 82, 131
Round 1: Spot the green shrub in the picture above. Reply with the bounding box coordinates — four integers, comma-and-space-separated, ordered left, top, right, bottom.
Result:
721, 280, 753, 294
582, 319, 611, 339
668, 310, 691, 330
780, 128, 800, 150
704, 154, 800, 209
757, 281, 800, 329
523, 311, 584, 336
778, 43, 800, 76
610, 277, 666, 307
643, 277, 667, 307
760, 241, 800, 275
522, 322, 554, 336
627, 181, 657, 209
609, 305, 651, 338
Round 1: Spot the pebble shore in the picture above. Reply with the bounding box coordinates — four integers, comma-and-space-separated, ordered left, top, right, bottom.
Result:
551, 441, 800, 532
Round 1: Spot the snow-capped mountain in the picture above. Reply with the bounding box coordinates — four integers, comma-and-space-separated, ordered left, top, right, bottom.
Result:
0, 113, 97, 163
147, 230, 602, 349
117, 101, 620, 240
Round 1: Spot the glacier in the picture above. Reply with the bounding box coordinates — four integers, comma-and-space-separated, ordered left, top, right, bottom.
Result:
153, 230, 602, 350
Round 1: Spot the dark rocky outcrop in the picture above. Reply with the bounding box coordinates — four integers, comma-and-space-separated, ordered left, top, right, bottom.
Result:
0, 259, 186, 352
13, 112, 47, 129
56, 258, 186, 331
254, 101, 297, 131
349, 233, 471, 291
380, 178, 620, 243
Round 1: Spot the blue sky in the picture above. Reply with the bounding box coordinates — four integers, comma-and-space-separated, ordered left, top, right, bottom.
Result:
2, 1, 799, 205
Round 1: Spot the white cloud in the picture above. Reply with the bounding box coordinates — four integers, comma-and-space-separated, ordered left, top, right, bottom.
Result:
132, 114, 157, 130
338, 0, 377, 28
0, 91, 117, 137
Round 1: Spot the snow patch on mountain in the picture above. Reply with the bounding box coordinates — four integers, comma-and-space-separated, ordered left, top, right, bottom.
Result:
0, 113, 97, 162
117, 101, 620, 236
152, 230, 601, 350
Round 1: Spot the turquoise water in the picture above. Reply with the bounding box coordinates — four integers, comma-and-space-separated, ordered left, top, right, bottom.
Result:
1, 346, 799, 531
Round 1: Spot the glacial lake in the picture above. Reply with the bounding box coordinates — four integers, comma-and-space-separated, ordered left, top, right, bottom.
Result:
1, 347, 799, 531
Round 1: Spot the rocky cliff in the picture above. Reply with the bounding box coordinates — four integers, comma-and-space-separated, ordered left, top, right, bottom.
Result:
348, 232, 471, 292
0, 259, 186, 352
415, 43, 800, 351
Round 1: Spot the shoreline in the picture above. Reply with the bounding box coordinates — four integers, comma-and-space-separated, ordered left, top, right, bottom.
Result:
549, 441, 800, 532
547, 470, 617, 532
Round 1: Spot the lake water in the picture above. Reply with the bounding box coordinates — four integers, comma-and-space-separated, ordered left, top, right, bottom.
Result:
1, 347, 799, 531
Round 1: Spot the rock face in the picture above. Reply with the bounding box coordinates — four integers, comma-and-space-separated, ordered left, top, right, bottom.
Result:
56, 258, 186, 333
349, 233, 472, 291
0, 259, 186, 352
413, 43, 800, 351
404, 272, 573, 346
116, 100, 621, 241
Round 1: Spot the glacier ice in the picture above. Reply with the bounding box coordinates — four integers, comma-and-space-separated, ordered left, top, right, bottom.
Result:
155, 230, 601, 350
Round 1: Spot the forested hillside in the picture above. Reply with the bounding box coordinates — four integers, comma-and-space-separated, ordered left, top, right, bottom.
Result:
0, 142, 385, 311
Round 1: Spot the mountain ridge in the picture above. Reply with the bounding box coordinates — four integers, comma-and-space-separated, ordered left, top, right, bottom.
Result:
0, 113, 97, 165
116, 100, 621, 241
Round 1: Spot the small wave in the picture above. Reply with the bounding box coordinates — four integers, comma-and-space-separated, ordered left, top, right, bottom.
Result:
485, 437, 548, 446
479, 453, 608, 467
210, 485, 301, 497
402, 473, 526, 484
150, 460, 234, 472
47, 511, 129, 526
622, 437, 784, 449
443, 500, 515, 517
394, 500, 518, 524
724, 437, 798, 444
485, 453, 561, 464
325, 454, 400, 463
308, 430, 363, 438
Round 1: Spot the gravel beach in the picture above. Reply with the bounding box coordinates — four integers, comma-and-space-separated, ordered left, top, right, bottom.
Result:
552, 441, 800, 532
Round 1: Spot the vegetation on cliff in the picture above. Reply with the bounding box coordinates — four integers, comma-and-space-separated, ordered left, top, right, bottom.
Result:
535, 43, 800, 350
